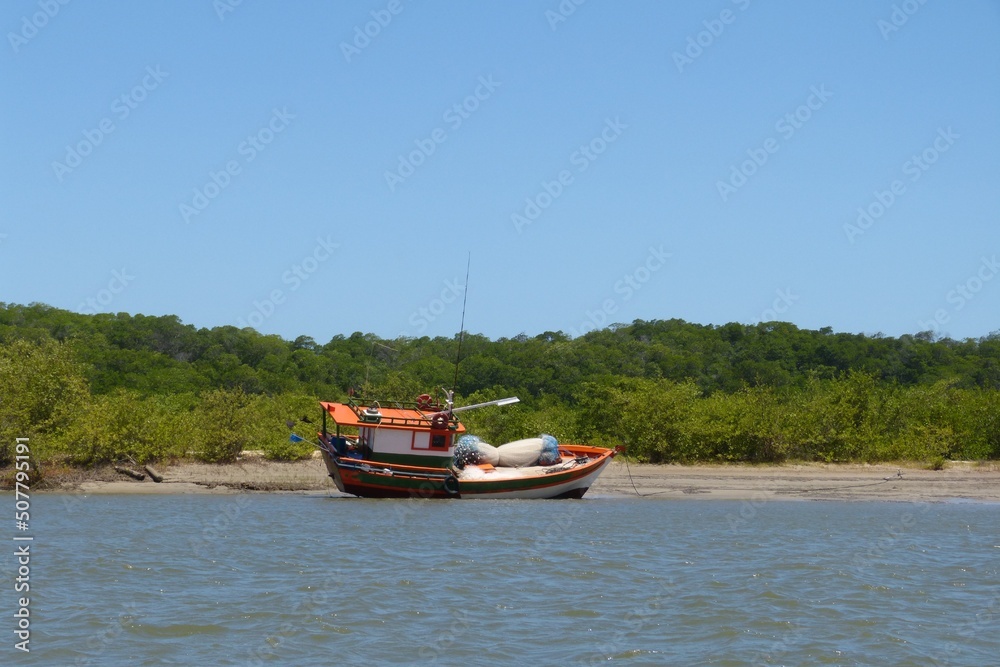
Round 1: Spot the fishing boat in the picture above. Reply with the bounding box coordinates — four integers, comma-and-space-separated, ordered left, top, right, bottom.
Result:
314, 391, 616, 499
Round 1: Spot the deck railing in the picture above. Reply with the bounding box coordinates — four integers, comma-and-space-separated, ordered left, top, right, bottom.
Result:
345, 397, 456, 429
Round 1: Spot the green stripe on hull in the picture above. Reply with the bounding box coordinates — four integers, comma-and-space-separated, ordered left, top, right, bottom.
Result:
353, 471, 452, 497
458, 466, 590, 495
369, 452, 452, 467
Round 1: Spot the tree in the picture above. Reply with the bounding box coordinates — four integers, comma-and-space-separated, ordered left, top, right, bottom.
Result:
0, 339, 89, 463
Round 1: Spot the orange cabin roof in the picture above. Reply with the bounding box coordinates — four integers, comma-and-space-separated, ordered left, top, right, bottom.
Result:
320, 401, 467, 433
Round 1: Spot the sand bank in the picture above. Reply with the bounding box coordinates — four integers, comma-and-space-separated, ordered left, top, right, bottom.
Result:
19, 455, 1000, 503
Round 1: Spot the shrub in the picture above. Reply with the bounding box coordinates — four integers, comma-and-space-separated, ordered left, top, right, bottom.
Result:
192, 387, 257, 463
257, 393, 319, 461
62, 390, 192, 465
0, 339, 89, 464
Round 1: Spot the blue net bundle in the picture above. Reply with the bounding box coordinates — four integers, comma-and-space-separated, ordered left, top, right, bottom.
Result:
537, 434, 561, 466
453, 435, 484, 469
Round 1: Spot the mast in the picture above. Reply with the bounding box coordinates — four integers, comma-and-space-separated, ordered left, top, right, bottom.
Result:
450, 254, 472, 408
439, 255, 518, 416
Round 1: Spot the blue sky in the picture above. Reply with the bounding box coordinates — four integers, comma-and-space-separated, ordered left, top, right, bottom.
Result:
2, 0, 998, 343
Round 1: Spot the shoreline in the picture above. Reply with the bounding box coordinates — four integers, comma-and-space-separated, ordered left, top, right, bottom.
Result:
10, 456, 1000, 503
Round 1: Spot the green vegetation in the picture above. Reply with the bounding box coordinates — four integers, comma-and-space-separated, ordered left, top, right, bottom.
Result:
1, 302, 999, 467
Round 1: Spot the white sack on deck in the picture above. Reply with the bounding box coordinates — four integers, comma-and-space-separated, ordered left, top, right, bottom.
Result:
497, 438, 545, 468
478, 442, 500, 466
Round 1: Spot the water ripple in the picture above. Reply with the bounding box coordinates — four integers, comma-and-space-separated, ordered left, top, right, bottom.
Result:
26, 495, 1000, 665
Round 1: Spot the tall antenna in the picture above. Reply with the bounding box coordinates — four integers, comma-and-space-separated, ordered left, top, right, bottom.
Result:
364, 340, 398, 388
451, 254, 471, 397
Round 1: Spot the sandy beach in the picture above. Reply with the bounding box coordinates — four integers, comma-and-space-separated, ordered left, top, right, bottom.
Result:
19, 454, 1000, 503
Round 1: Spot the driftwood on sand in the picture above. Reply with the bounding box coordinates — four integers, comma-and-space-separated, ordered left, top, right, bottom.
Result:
113, 465, 146, 481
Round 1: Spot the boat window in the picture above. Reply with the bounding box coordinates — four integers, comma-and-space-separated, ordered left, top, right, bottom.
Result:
430, 434, 449, 449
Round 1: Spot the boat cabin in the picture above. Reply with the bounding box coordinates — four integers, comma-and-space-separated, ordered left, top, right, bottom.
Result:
320, 397, 465, 469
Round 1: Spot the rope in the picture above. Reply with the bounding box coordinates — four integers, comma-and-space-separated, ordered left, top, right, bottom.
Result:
620, 458, 903, 497
621, 454, 672, 497
800, 476, 898, 494
623, 454, 642, 496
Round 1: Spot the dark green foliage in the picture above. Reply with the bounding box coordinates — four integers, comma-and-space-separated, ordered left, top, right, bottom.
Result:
191, 388, 256, 463
257, 394, 321, 461
0, 337, 90, 464
1, 302, 999, 465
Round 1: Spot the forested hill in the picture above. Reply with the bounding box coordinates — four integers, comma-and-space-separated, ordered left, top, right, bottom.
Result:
2, 302, 998, 399
3, 302, 999, 466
